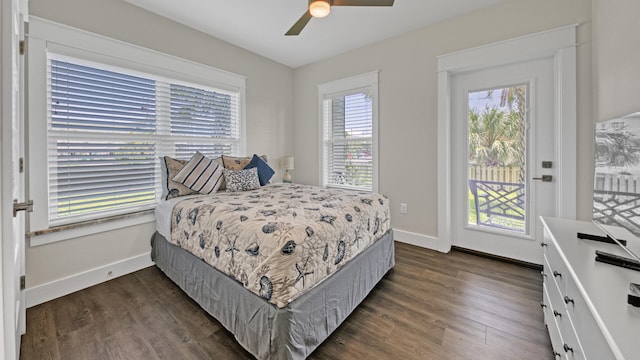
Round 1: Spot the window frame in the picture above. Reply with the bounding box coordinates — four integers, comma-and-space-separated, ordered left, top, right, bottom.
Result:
318, 71, 379, 192
27, 17, 246, 243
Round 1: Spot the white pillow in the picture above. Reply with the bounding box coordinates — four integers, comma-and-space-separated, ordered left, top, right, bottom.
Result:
172, 151, 224, 194
223, 167, 261, 192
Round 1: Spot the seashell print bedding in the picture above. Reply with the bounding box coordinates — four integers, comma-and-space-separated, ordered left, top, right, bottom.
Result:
169, 183, 390, 308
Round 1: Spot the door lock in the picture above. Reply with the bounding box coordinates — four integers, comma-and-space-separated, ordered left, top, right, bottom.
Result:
533, 175, 553, 182
13, 199, 33, 217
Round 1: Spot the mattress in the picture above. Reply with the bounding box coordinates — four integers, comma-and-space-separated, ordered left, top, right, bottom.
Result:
161, 183, 391, 308
155, 193, 199, 239
151, 228, 395, 360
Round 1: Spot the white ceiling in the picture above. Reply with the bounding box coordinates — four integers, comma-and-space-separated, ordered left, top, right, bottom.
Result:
125, 0, 509, 68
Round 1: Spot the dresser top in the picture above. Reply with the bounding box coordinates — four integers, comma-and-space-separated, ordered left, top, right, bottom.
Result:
541, 217, 640, 360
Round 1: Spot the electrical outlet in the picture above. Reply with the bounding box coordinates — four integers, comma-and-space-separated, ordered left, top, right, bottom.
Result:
400, 203, 408, 214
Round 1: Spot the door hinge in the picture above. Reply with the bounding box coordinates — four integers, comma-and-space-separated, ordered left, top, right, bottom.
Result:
20, 275, 25, 290
19, 40, 25, 55
13, 199, 33, 217
19, 157, 24, 173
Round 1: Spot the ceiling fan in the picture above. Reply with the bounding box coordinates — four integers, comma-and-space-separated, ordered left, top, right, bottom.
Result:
285, 0, 395, 36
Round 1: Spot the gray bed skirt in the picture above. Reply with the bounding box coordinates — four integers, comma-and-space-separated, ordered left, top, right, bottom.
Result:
151, 229, 395, 360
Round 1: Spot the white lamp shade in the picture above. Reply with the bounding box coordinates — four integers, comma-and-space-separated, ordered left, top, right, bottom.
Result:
280, 156, 295, 170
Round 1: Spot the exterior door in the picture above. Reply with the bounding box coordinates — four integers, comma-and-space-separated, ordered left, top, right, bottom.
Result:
1, 0, 27, 357
450, 57, 556, 264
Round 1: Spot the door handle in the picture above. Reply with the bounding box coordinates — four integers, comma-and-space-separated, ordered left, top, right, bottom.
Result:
532, 175, 552, 182
13, 199, 33, 217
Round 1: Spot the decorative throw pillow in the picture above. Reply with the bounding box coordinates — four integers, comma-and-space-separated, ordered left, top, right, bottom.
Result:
222, 155, 252, 171
172, 151, 224, 194
163, 156, 198, 200
210, 156, 226, 191
222, 154, 268, 171
160, 156, 171, 199
244, 154, 275, 186
223, 167, 261, 192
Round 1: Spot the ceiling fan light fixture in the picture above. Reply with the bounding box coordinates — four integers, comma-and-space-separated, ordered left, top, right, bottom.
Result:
309, 0, 331, 18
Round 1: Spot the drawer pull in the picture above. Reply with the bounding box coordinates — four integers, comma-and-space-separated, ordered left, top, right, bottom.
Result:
563, 344, 574, 353
540, 242, 548, 247
553, 352, 561, 358
553, 310, 562, 318
564, 296, 574, 305
540, 302, 547, 308
553, 271, 562, 278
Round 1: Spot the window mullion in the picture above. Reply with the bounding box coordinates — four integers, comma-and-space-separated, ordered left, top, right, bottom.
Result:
156, 81, 172, 157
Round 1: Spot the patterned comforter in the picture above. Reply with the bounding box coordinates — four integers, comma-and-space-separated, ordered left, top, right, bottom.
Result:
169, 183, 390, 308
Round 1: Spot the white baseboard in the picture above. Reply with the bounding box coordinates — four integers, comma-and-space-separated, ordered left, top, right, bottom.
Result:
393, 228, 450, 253
26, 252, 154, 308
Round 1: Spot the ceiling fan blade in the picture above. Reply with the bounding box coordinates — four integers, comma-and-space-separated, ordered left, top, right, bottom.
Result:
332, 0, 395, 6
285, 11, 313, 36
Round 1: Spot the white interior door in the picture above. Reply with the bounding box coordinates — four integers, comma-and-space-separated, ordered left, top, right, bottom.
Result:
450, 57, 556, 264
1, 0, 27, 358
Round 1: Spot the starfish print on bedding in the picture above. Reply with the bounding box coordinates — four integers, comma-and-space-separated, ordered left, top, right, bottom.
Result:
225, 236, 240, 260
294, 257, 314, 288
352, 229, 363, 246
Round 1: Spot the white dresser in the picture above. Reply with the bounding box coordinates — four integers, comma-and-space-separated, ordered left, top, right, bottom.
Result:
540, 217, 640, 360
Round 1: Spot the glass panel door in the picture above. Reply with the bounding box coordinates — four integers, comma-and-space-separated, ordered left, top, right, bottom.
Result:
467, 85, 528, 233
451, 56, 555, 263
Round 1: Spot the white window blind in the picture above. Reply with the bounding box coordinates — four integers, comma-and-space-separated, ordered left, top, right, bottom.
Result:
167, 83, 239, 159
319, 71, 378, 192
48, 56, 241, 225
322, 88, 376, 191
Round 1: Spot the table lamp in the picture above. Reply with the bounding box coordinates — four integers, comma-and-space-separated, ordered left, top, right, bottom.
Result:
281, 156, 294, 183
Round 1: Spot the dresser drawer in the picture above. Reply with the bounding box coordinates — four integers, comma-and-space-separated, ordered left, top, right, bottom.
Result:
544, 244, 568, 294
545, 257, 566, 311
545, 297, 585, 359
544, 256, 586, 360
543, 283, 565, 359
565, 274, 616, 360
560, 316, 586, 360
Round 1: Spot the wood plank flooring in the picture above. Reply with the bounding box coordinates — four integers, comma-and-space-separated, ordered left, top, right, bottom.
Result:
20, 242, 553, 359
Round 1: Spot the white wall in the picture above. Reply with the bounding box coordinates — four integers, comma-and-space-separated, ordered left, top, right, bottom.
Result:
26, 0, 294, 291
293, 0, 593, 241
592, 0, 640, 121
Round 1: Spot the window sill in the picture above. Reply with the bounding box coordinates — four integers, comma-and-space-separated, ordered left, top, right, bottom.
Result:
28, 211, 155, 247
325, 184, 373, 192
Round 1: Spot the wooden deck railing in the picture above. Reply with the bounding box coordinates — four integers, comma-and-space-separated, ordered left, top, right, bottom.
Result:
468, 179, 526, 233
468, 165, 521, 183
594, 172, 640, 194
593, 189, 640, 235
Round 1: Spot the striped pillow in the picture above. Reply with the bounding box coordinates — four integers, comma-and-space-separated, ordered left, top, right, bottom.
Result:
172, 151, 223, 194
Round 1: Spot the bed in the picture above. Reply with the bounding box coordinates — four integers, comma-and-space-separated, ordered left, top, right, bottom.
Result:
151, 182, 395, 359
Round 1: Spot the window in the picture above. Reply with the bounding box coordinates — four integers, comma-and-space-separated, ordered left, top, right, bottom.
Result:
47, 55, 241, 225
319, 72, 378, 192
48, 57, 241, 223
28, 18, 246, 234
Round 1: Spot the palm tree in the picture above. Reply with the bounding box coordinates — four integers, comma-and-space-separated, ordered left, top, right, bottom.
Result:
468, 106, 521, 167
488, 86, 526, 183
595, 126, 640, 168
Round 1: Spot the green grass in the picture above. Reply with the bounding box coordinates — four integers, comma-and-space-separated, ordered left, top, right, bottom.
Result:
468, 189, 526, 233
57, 190, 155, 217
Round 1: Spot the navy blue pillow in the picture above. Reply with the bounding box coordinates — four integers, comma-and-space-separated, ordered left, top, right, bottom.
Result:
244, 154, 275, 186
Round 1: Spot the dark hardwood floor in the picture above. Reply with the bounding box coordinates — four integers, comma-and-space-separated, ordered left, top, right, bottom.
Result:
20, 242, 553, 359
